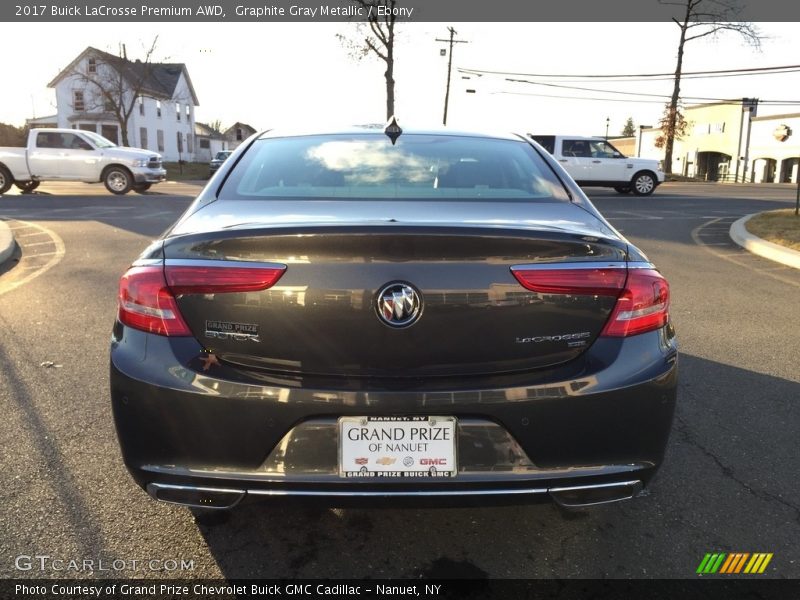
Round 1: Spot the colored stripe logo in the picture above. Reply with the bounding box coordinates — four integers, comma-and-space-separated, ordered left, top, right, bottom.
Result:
696, 553, 773, 574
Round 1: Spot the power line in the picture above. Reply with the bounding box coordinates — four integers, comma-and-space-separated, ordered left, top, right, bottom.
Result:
459, 63, 800, 80
496, 91, 679, 104
494, 90, 800, 106
504, 77, 738, 102
502, 69, 800, 84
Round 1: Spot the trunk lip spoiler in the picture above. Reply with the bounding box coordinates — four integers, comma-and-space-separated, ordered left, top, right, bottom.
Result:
161, 258, 288, 270
510, 261, 654, 271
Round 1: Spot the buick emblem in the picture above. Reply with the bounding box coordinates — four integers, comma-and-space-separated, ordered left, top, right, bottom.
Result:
376, 282, 422, 328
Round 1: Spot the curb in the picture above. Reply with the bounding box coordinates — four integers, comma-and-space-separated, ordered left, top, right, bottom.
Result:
0, 218, 16, 267
729, 214, 800, 270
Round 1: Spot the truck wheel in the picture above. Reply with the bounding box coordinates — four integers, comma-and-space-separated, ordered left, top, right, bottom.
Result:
631, 171, 657, 196
613, 186, 631, 194
15, 180, 40, 193
0, 167, 12, 195
132, 183, 152, 193
103, 167, 133, 195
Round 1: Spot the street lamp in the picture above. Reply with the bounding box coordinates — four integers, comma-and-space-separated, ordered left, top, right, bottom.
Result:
605, 117, 610, 140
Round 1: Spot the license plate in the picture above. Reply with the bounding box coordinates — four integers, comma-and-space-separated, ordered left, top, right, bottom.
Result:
339, 416, 457, 478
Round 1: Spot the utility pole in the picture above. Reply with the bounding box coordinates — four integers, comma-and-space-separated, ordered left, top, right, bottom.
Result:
437, 27, 468, 126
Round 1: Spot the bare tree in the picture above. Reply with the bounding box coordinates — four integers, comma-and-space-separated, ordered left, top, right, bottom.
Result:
658, 0, 761, 173
337, 0, 398, 119
66, 38, 163, 147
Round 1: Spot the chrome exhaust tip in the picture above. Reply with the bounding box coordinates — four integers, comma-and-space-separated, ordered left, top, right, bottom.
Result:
146, 483, 245, 510
549, 480, 643, 508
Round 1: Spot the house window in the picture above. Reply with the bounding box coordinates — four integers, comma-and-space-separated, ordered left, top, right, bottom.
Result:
73, 91, 85, 112
104, 98, 115, 112
157, 129, 164, 152
236, 128, 243, 141
185, 104, 190, 121
139, 96, 145, 116
176, 102, 181, 122
88, 58, 96, 73
176, 132, 183, 153
101, 124, 119, 144
187, 134, 193, 154
199, 138, 210, 149
140, 127, 148, 150
156, 100, 162, 118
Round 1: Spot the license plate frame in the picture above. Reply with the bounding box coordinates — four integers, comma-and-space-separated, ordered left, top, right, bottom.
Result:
338, 416, 457, 478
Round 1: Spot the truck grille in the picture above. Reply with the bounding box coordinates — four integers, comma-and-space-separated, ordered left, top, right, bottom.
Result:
148, 158, 162, 170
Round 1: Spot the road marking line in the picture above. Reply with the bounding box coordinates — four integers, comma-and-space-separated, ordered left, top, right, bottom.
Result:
0, 220, 66, 297
692, 218, 800, 288
24, 241, 57, 247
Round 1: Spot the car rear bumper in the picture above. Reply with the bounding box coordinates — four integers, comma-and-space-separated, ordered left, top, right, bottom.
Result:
110, 324, 677, 508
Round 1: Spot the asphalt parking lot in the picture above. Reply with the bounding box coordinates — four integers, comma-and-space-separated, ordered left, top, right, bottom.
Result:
0, 181, 798, 580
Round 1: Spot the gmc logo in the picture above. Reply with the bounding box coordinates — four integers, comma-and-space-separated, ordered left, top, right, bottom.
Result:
419, 458, 447, 466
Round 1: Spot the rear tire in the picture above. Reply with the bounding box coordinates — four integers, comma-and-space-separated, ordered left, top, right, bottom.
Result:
103, 166, 133, 195
613, 186, 631, 194
132, 182, 152, 193
0, 166, 12, 195
631, 172, 657, 196
15, 180, 40, 193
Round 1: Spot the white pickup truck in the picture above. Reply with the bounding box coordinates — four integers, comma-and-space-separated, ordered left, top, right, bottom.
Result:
529, 134, 664, 196
0, 128, 166, 195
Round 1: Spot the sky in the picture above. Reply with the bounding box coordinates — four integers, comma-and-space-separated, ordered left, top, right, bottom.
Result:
1, 22, 799, 136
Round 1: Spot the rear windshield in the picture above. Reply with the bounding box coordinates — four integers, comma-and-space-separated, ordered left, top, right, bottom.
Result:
220, 134, 570, 201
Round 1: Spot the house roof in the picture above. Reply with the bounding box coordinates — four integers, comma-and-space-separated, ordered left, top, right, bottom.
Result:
223, 122, 257, 136
751, 112, 800, 122
48, 47, 199, 106
26, 115, 58, 126
195, 122, 225, 139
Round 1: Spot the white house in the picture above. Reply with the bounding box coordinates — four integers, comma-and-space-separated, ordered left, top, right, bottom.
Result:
48, 47, 199, 162
223, 122, 258, 150
194, 122, 227, 162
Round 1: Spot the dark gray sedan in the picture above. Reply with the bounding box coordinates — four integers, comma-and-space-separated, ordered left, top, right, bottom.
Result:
110, 124, 677, 511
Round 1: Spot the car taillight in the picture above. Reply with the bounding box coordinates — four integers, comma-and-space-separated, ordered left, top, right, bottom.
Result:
511, 264, 670, 338
118, 266, 191, 336
600, 269, 669, 337
511, 267, 627, 296
117, 263, 286, 336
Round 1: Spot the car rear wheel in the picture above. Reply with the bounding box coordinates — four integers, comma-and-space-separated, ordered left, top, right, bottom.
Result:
103, 167, 133, 195
614, 186, 631, 194
0, 167, 12, 195
15, 180, 40, 193
132, 183, 152, 193
631, 172, 656, 196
